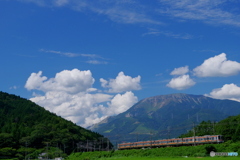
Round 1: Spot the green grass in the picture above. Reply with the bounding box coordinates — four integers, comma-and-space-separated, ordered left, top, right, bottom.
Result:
97, 157, 239, 160
67, 142, 240, 160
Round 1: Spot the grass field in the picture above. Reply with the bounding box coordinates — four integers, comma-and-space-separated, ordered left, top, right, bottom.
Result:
96, 157, 239, 160
67, 143, 240, 160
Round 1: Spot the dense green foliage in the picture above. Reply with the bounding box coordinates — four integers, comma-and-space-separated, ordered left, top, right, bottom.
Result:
0, 91, 110, 159
180, 115, 240, 142
67, 142, 240, 160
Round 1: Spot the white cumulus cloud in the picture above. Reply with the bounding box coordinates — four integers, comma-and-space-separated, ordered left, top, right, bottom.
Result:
206, 83, 240, 102
167, 74, 196, 90
100, 71, 141, 93
170, 66, 189, 75
25, 69, 95, 94
30, 91, 113, 127
193, 53, 240, 77
25, 71, 47, 90
106, 91, 138, 115
25, 69, 140, 127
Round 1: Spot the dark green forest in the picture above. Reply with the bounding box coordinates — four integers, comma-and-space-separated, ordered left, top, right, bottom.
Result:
0, 91, 111, 159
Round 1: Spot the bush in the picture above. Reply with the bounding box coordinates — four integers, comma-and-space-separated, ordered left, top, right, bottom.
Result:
205, 145, 216, 154
0, 147, 17, 157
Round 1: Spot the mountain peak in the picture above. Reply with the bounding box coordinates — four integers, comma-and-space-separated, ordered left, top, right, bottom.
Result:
143, 93, 201, 100
92, 93, 240, 143
138, 93, 205, 109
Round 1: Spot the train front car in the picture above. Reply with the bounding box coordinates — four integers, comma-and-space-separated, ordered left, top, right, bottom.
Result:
199, 135, 224, 144
182, 135, 224, 145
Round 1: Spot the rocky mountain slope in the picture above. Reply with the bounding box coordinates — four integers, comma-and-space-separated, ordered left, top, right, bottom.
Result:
91, 93, 240, 144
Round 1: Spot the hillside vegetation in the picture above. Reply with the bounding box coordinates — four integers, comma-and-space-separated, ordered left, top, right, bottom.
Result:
0, 91, 110, 159
67, 141, 240, 159
180, 115, 240, 142
69, 113, 240, 159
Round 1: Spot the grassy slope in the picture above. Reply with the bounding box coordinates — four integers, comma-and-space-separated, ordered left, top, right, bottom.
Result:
99, 158, 240, 160
67, 142, 240, 160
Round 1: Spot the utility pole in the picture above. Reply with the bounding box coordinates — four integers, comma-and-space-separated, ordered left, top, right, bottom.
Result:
43, 142, 50, 160
150, 131, 153, 148
25, 141, 28, 160
212, 121, 215, 135
47, 142, 50, 160
193, 123, 196, 146
136, 132, 139, 142
167, 126, 170, 139
87, 140, 88, 152
63, 143, 66, 155
98, 137, 104, 151
93, 140, 96, 151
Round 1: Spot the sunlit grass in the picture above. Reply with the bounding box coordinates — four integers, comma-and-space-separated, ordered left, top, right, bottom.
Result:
97, 157, 239, 160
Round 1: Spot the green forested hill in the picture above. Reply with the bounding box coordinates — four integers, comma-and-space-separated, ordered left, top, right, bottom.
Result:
180, 114, 240, 142
0, 91, 109, 159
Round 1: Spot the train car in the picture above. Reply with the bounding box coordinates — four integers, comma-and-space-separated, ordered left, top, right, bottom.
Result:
118, 135, 224, 150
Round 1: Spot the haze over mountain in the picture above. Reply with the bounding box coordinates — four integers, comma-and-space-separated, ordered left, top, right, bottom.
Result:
91, 93, 240, 144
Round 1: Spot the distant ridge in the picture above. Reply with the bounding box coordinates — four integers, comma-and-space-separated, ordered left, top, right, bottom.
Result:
91, 93, 240, 144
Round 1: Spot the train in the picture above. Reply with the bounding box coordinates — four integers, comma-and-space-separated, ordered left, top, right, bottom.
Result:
118, 135, 224, 150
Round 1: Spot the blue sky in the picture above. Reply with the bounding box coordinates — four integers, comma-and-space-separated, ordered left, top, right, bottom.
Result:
1, 0, 240, 127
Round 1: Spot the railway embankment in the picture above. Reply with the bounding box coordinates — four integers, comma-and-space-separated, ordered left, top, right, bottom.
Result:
67, 141, 240, 160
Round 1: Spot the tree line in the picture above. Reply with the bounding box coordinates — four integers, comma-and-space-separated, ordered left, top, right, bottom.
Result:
180, 115, 240, 142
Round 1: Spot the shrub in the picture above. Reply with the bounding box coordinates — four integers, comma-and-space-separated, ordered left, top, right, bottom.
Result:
205, 145, 216, 154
